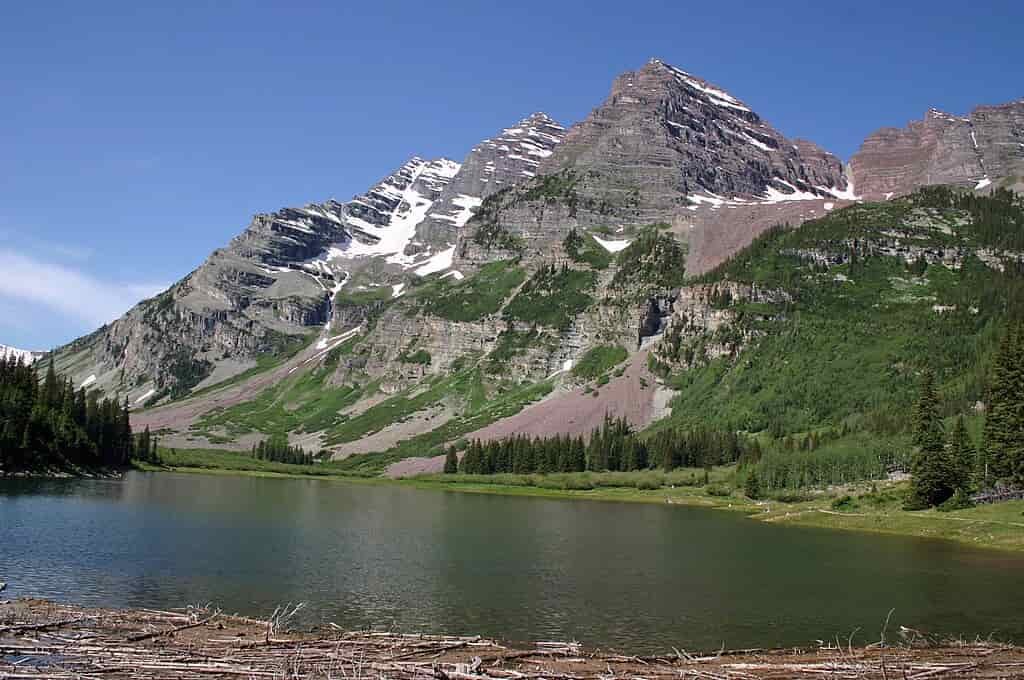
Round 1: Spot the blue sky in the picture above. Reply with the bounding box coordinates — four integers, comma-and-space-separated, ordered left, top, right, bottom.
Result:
2, 0, 1022, 350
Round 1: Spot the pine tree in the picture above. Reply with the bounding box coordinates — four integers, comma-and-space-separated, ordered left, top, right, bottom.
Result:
908, 369, 953, 507
42, 357, 59, 409
744, 468, 762, 499
981, 324, 1024, 485
0, 355, 134, 473
443, 447, 459, 474
947, 416, 975, 493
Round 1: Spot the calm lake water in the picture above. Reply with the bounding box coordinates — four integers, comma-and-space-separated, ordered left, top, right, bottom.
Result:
2, 471, 1022, 651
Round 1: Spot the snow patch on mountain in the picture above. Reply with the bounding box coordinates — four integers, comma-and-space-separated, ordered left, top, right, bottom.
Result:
414, 246, 456, 276
134, 389, 156, 404
0, 344, 41, 365
686, 174, 861, 212
341, 158, 460, 265
655, 59, 752, 112
429, 194, 483, 228
592, 234, 632, 253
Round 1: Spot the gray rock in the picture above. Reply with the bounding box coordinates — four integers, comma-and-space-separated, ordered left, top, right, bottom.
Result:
411, 113, 566, 251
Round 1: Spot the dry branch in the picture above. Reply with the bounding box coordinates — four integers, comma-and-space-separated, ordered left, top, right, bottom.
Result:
1, 600, 1021, 680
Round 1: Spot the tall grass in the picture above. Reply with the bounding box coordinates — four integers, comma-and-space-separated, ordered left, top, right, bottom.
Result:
423, 467, 732, 491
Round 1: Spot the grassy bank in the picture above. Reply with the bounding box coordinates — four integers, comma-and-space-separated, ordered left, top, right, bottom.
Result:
140, 449, 1024, 552
406, 473, 1024, 551
140, 447, 373, 479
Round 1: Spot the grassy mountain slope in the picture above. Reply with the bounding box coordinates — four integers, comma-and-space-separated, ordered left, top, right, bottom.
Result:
650, 187, 1024, 440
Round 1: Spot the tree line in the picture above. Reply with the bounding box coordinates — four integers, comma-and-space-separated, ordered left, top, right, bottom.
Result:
445, 415, 752, 475
0, 357, 140, 473
250, 433, 317, 465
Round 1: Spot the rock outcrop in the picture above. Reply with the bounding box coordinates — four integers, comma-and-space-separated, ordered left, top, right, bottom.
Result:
850, 100, 1024, 200
49, 117, 566, 399
413, 113, 566, 249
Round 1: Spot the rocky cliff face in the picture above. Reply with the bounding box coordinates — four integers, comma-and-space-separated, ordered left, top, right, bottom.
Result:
49, 58, 858, 406
412, 113, 566, 249
850, 100, 1024, 200
547, 59, 848, 203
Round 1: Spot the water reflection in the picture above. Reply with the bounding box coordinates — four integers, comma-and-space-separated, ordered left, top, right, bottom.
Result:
2, 471, 1022, 651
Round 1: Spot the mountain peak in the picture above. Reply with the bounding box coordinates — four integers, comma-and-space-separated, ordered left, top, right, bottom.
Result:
548, 59, 846, 205
522, 111, 561, 126
637, 59, 752, 113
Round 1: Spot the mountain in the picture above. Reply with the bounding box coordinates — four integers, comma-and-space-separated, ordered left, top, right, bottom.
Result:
455, 59, 854, 271
51, 112, 567, 404
46, 59, 1024, 472
850, 100, 1024, 200
0, 344, 42, 365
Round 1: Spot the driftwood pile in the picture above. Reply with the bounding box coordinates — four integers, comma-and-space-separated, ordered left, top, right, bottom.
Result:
1, 599, 1023, 679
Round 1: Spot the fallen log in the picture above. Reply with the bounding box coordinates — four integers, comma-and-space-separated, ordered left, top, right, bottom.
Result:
124, 612, 219, 642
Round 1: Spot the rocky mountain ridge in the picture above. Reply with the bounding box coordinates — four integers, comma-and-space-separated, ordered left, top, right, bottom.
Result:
850, 99, 1024, 200
50, 113, 566, 403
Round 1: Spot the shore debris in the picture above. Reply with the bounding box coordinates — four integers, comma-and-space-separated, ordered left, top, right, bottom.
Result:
1, 599, 1022, 679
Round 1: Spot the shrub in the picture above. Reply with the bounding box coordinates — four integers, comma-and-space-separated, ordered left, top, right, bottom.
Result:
769, 490, 815, 503
938, 488, 976, 512
705, 483, 732, 497
399, 349, 431, 365
563, 228, 612, 270
573, 345, 628, 380
505, 264, 596, 329
831, 494, 857, 511
744, 469, 762, 499
421, 260, 526, 322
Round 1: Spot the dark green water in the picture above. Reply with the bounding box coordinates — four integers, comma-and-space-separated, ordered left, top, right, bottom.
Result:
2, 471, 1022, 652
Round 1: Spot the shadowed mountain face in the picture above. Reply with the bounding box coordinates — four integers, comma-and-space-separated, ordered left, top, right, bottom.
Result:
45, 60, 1024, 468
850, 100, 1024, 200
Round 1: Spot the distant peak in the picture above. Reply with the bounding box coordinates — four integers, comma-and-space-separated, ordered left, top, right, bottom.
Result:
520, 111, 563, 128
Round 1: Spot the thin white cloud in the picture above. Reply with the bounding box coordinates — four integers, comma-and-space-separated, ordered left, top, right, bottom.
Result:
0, 250, 166, 327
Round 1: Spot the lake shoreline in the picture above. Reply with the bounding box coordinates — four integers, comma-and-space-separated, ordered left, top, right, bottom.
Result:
138, 461, 1024, 553
2, 598, 1020, 680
